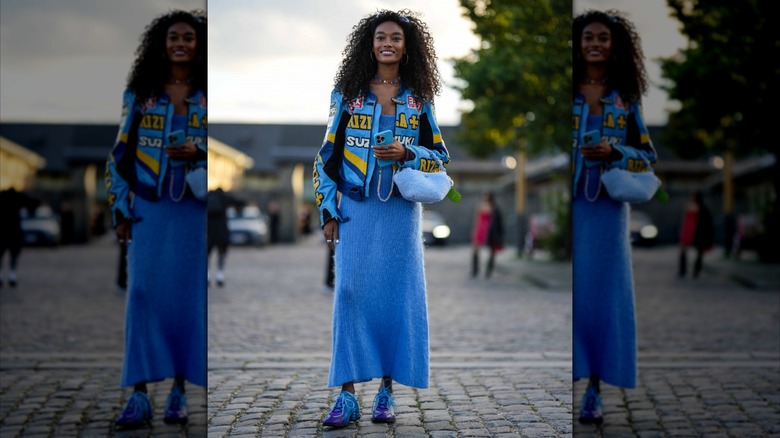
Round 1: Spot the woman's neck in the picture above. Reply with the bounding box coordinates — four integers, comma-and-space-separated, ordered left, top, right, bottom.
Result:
375, 63, 400, 83
169, 64, 192, 84
582, 63, 607, 85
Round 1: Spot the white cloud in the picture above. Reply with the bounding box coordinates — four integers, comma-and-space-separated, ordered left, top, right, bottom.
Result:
208, 0, 479, 124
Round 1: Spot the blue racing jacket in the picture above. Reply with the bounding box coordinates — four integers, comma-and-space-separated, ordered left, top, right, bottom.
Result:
105, 88, 208, 225
571, 89, 657, 197
313, 85, 449, 227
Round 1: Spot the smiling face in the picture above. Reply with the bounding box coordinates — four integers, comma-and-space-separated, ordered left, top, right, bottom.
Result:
373, 21, 405, 65
581, 21, 612, 64
166, 22, 197, 64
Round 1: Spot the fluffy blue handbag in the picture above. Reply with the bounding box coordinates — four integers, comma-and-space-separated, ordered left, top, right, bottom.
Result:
392, 157, 452, 203
185, 166, 208, 201
600, 156, 660, 204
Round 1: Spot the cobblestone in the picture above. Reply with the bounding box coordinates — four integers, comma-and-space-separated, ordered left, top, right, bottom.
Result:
2, 233, 778, 436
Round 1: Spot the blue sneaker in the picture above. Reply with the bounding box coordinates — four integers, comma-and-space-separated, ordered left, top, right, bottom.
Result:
323, 391, 360, 427
578, 385, 603, 424
371, 385, 396, 423
115, 391, 152, 429
164, 385, 188, 424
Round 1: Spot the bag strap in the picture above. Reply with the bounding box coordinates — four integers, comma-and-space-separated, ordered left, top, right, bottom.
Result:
377, 166, 394, 203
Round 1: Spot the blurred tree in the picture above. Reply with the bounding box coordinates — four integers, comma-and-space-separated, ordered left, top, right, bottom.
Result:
660, 0, 775, 159
453, 0, 573, 260
660, 0, 778, 261
453, 0, 572, 158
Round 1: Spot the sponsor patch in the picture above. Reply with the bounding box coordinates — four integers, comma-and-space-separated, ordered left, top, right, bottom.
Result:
346, 136, 369, 148
614, 95, 625, 110
407, 96, 422, 112
347, 96, 364, 112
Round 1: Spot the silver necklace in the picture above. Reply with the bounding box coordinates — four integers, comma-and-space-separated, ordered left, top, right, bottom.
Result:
374, 75, 400, 85
583, 77, 606, 85
168, 78, 191, 85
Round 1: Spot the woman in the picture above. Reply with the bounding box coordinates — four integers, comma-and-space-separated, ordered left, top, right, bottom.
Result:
571, 10, 656, 425
312, 10, 449, 428
471, 192, 504, 278
105, 10, 207, 428
678, 191, 714, 278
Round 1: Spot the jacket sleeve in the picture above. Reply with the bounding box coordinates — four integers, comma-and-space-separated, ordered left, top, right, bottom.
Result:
105, 89, 137, 226
313, 90, 347, 228
609, 100, 657, 173
400, 100, 450, 173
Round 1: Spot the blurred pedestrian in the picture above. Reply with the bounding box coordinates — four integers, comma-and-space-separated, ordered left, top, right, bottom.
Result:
105, 10, 207, 429
571, 10, 657, 425
470, 192, 504, 278
58, 201, 76, 244
298, 204, 312, 236
312, 9, 449, 427
678, 191, 714, 278
323, 245, 335, 293
267, 200, 280, 244
0, 188, 38, 288
207, 188, 241, 287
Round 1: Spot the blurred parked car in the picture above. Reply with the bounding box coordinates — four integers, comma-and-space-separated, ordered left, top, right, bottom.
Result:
227, 205, 270, 246
422, 210, 450, 246
629, 210, 658, 246
21, 205, 61, 246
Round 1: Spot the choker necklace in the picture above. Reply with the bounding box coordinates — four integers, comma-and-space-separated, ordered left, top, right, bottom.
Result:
583, 77, 606, 85
374, 75, 400, 85
168, 78, 191, 85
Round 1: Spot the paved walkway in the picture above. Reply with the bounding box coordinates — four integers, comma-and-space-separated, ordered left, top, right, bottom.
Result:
1, 235, 778, 437
206, 236, 573, 437
0, 239, 207, 437
574, 246, 780, 437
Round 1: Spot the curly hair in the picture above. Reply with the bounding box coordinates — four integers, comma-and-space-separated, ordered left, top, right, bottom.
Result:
573, 10, 648, 103
334, 9, 441, 103
127, 10, 207, 100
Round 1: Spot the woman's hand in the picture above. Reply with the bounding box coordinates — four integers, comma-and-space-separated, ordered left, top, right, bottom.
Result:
323, 219, 339, 251
373, 139, 407, 162
581, 139, 614, 161
165, 139, 200, 161
116, 220, 132, 249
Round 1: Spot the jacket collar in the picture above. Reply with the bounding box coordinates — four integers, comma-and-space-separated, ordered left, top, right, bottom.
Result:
574, 88, 618, 105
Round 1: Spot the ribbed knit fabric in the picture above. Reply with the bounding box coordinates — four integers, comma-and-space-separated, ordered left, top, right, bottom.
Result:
121, 114, 207, 388
328, 115, 429, 389
572, 114, 637, 388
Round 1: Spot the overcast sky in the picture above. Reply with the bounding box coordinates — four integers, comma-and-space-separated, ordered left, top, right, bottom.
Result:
0, 0, 205, 123
574, 0, 688, 125
207, 0, 480, 125
1, 1, 686, 126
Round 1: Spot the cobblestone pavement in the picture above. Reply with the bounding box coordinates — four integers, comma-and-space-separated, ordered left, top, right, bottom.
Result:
574, 246, 780, 437
2, 235, 778, 437
0, 238, 207, 437
206, 236, 573, 437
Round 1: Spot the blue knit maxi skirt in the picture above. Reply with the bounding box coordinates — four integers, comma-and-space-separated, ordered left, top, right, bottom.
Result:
329, 163, 429, 389
572, 166, 637, 389
121, 166, 207, 387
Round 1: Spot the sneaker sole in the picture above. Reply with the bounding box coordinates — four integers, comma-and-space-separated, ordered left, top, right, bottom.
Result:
371, 416, 396, 423
578, 416, 604, 425
323, 413, 360, 428
163, 416, 189, 424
